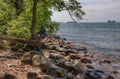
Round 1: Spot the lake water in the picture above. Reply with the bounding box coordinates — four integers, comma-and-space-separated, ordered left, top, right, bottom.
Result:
57, 22, 120, 53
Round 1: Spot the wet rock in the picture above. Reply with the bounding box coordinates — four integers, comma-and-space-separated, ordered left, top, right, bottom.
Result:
106, 75, 115, 79
57, 60, 73, 71
27, 71, 38, 79
65, 49, 76, 55
57, 60, 88, 74
0, 72, 17, 79
21, 52, 32, 65
86, 64, 95, 69
49, 54, 64, 60
87, 70, 105, 79
100, 59, 111, 64
50, 69, 65, 78
88, 72, 101, 79
81, 58, 92, 64
79, 47, 87, 53
73, 60, 88, 74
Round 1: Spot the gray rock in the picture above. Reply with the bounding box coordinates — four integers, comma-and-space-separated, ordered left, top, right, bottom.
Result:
57, 60, 88, 74
57, 47, 66, 52
87, 70, 104, 79
79, 47, 88, 53
50, 68, 66, 78
27, 71, 38, 79
38, 75, 52, 79
76, 74, 86, 79
49, 54, 64, 60
32, 55, 42, 67
66, 74, 77, 79
0, 72, 17, 79
81, 58, 92, 64
65, 49, 76, 55
21, 52, 32, 65
73, 60, 88, 74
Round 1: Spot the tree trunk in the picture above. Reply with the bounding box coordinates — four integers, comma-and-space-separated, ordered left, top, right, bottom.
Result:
31, 0, 37, 39
30, 0, 41, 50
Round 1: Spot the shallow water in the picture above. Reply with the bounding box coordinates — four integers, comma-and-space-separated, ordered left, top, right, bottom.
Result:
57, 22, 120, 53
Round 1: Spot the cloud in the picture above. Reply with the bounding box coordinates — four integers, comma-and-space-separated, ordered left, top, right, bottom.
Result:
52, 11, 72, 22
81, 0, 120, 22
52, 0, 120, 22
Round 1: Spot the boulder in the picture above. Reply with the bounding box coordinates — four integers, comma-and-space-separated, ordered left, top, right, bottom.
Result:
100, 59, 111, 64
65, 49, 76, 55
73, 60, 88, 74
50, 69, 65, 78
86, 64, 95, 69
76, 74, 86, 79
27, 71, 38, 79
49, 54, 64, 60
106, 75, 115, 79
79, 47, 87, 53
81, 58, 92, 64
32, 55, 42, 67
66, 74, 77, 79
56, 47, 66, 52
57, 60, 88, 74
88, 71, 101, 79
21, 52, 32, 65
0, 72, 17, 79
48, 45, 56, 50
32, 55, 50, 72
69, 54, 81, 60
57, 60, 74, 71
87, 70, 115, 79
87, 70, 105, 79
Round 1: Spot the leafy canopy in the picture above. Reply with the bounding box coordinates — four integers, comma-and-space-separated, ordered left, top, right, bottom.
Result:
0, 0, 84, 38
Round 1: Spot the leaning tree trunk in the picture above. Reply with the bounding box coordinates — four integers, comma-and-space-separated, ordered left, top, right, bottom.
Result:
30, 0, 41, 50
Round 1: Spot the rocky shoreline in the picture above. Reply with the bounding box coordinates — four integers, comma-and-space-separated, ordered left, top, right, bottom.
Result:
0, 35, 120, 79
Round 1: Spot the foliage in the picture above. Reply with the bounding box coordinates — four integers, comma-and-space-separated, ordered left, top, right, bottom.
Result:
0, 0, 84, 38
0, 1, 16, 34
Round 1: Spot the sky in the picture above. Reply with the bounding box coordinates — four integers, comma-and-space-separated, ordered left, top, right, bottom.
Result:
51, 0, 120, 22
